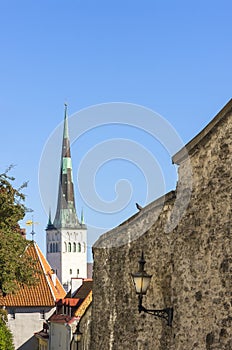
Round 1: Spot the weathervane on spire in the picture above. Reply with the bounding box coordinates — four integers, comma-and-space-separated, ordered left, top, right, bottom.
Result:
26, 216, 39, 241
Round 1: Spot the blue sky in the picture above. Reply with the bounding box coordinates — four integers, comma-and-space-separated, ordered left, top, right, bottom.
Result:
0, 1, 231, 260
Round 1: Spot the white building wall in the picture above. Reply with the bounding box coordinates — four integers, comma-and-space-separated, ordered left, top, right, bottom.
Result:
61, 228, 87, 289
46, 228, 62, 280
7, 307, 55, 350
46, 227, 87, 289
49, 322, 72, 350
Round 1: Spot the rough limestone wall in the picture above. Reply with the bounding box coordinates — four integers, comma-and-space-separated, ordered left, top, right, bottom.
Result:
91, 197, 175, 350
91, 110, 231, 350
79, 305, 92, 350
171, 111, 232, 349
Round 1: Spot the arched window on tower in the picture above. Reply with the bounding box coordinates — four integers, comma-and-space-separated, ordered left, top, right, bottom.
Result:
50, 243, 53, 253
78, 243, 81, 252
68, 242, 71, 252
56, 242, 58, 253
73, 242, 76, 252
64, 242, 67, 252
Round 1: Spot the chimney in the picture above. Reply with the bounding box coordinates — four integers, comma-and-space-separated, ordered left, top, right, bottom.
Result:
51, 270, 56, 287
71, 278, 83, 295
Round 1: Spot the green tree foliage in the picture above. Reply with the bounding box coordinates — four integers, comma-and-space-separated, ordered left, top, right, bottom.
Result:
0, 167, 38, 295
0, 167, 26, 232
0, 315, 14, 350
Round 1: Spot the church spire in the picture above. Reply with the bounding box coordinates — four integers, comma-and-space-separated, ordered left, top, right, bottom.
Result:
53, 104, 80, 229
46, 208, 54, 230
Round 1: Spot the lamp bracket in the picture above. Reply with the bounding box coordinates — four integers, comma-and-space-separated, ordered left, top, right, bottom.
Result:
138, 296, 173, 326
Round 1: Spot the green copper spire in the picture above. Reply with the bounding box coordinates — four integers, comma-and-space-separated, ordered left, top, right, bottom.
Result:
53, 104, 80, 229
81, 207, 85, 226
64, 103, 69, 139
48, 208, 52, 226
46, 208, 55, 230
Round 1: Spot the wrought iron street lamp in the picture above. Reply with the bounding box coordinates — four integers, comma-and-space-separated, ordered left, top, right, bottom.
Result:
131, 252, 173, 326
73, 324, 82, 350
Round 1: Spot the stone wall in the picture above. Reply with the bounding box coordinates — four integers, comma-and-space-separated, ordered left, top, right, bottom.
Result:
79, 305, 92, 350
91, 103, 232, 350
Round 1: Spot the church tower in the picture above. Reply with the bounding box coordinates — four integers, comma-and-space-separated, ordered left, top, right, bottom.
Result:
46, 104, 87, 290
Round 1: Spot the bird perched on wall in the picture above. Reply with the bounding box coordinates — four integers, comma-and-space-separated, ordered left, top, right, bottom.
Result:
136, 203, 143, 211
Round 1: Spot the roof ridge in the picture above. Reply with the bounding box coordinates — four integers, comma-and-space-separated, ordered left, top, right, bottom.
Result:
34, 242, 56, 302
93, 190, 175, 248
74, 290, 92, 318
0, 243, 56, 306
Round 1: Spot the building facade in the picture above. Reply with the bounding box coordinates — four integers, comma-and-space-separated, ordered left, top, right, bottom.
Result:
0, 241, 66, 350
48, 279, 92, 350
91, 100, 232, 349
46, 105, 87, 290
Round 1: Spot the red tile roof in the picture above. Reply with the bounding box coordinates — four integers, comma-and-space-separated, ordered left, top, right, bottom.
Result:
35, 243, 66, 301
49, 313, 74, 324
50, 279, 93, 322
57, 298, 80, 307
0, 241, 66, 307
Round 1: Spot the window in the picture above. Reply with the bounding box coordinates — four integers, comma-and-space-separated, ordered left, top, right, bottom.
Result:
9, 309, 15, 320
64, 242, 67, 252
55, 242, 58, 252
78, 243, 81, 252
52, 243, 56, 253
77, 269, 79, 276
50, 243, 53, 253
70, 269, 72, 275
73, 242, 76, 252
68, 242, 71, 252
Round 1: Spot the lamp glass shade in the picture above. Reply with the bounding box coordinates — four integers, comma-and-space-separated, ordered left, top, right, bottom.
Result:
131, 272, 152, 295
74, 330, 82, 343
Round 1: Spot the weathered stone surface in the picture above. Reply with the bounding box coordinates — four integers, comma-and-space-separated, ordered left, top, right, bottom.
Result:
79, 305, 92, 350
91, 101, 232, 350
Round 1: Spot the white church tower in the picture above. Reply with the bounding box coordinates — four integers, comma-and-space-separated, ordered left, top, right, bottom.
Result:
46, 104, 87, 290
